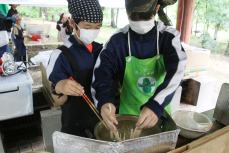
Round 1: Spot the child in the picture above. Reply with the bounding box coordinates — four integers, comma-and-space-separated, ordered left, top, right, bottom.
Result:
12, 14, 26, 62
92, 0, 187, 131
47, 0, 103, 138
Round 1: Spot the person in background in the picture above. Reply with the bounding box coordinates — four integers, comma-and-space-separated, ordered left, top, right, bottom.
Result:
7, 4, 18, 17
92, 0, 187, 131
47, 0, 103, 137
6, 4, 18, 53
12, 14, 26, 62
56, 13, 73, 42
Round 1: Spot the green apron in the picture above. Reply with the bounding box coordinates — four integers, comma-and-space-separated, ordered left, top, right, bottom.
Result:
119, 30, 171, 116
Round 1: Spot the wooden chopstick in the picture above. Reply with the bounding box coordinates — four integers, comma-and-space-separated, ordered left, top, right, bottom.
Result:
82, 94, 108, 129
69, 77, 108, 129
82, 94, 100, 116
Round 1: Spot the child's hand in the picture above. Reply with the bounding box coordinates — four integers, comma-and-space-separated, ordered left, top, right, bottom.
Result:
55, 79, 84, 96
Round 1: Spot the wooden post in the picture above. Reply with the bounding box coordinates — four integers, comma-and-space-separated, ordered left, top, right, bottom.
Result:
176, 0, 184, 33
176, 0, 195, 43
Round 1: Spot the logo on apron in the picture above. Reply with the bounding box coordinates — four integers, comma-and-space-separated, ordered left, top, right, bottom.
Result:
137, 76, 156, 94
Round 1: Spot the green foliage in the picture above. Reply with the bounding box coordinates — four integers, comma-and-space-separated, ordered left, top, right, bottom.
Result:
192, 0, 229, 55
18, 6, 40, 18
18, 6, 112, 25
191, 34, 228, 54
18, 6, 68, 21
194, 0, 229, 31
199, 32, 217, 51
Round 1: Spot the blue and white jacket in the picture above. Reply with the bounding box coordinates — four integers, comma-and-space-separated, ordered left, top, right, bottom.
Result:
46, 35, 102, 134
92, 22, 187, 118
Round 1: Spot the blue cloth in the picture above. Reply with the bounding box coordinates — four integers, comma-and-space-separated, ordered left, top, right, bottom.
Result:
48, 35, 102, 86
0, 44, 9, 57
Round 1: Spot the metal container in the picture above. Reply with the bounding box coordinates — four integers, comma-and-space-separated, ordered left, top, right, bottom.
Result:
95, 115, 167, 142
53, 113, 180, 153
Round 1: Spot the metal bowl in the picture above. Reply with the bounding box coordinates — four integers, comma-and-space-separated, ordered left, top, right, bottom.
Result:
172, 110, 212, 139
177, 126, 207, 139
94, 115, 162, 142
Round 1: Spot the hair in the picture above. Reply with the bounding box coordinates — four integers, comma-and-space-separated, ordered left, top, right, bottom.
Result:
9, 4, 17, 8
56, 14, 73, 35
56, 13, 64, 31
57, 13, 64, 24
64, 20, 73, 35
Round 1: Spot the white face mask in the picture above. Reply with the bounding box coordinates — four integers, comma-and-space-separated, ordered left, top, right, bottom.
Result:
75, 25, 100, 45
129, 18, 155, 34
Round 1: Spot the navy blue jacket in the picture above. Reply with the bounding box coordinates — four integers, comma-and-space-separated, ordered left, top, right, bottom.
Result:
47, 35, 102, 136
0, 45, 9, 57
92, 22, 187, 118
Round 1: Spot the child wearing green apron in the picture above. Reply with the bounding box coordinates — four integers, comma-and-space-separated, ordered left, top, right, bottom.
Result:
92, 0, 187, 131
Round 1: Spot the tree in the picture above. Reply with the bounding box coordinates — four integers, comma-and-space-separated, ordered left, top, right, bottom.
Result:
194, 0, 229, 41
205, 1, 229, 40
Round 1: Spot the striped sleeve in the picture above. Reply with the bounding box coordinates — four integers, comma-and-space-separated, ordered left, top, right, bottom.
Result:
92, 26, 129, 110
143, 27, 187, 118
91, 38, 118, 109
46, 49, 68, 86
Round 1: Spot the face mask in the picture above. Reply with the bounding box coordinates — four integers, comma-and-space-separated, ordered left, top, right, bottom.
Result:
129, 18, 155, 34
75, 25, 100, 45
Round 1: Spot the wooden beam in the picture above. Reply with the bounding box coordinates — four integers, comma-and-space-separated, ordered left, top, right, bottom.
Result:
176, 0, 184, 32
176, 0, 195, 43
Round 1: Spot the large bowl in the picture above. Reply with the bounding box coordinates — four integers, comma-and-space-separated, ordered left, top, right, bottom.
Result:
94, 114, 177, 142
172, 110, 212, 139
